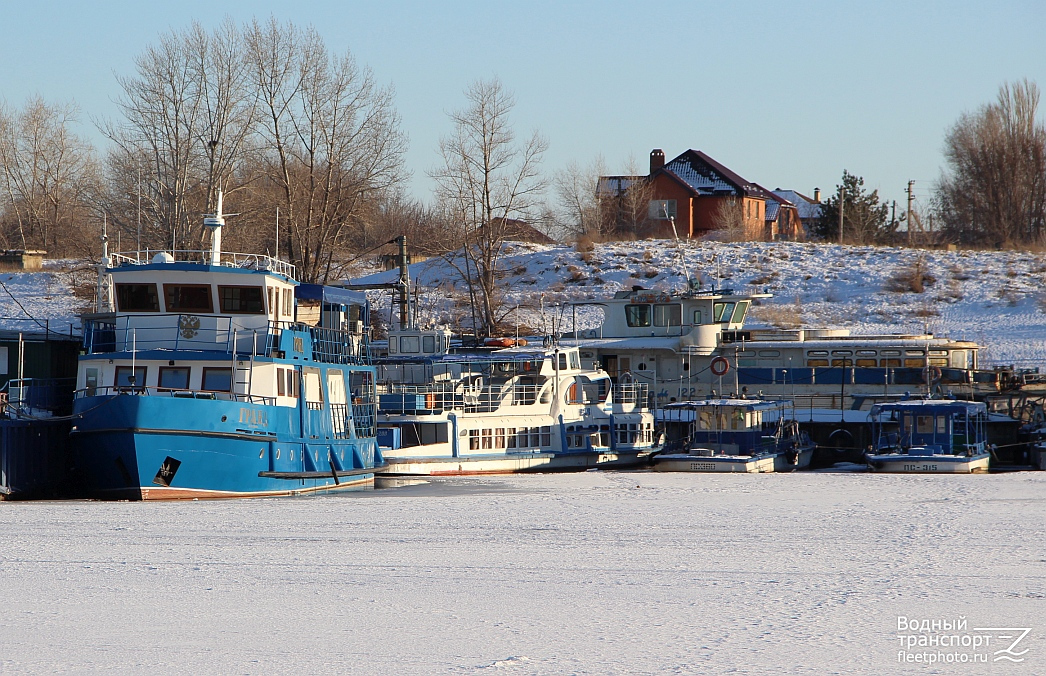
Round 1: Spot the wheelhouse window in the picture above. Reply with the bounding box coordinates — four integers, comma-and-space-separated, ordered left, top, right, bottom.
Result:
218, 286, 264, 314
164, 284, 214, 313
713, 302, 736, 323
115, 365, 147, 391
158, 367, 190, 390
653, 303, 682, 327
400, 336, 420, 354
115, 284, 160, 312
730, 301, 750, 324
625, 304, 651, 327
201, 367, 232, 392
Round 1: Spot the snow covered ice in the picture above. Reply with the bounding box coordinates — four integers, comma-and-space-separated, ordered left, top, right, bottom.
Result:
2, 470, 1044, 673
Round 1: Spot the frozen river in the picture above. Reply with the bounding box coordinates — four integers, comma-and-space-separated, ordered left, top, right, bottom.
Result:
2, 470, 1044, 674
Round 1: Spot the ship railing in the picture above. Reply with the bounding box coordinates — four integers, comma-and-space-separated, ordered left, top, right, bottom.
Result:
110, 249, 296, 280
614, 382, 650, 408
381, 381, 534, 413
74, 385, 274, 405
308, 325, 369, 365
82, 314, 278, 356
1, 377, 76, 417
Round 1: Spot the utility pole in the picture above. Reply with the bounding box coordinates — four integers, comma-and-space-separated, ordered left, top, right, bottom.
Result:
838, 186, 845, 243
906, 180, 915, 246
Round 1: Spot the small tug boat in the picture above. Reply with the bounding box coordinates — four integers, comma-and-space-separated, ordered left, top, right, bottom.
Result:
375, 327, 661, 475
865, 400, 991, 473
70, 196, 384, 499
652, 398, 814, 473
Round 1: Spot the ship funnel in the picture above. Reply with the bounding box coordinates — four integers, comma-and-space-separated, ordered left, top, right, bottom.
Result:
204, 192, 225, 265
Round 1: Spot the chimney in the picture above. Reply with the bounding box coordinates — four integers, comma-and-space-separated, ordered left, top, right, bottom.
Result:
813, 187, 821, 202
649, 149, 665, 174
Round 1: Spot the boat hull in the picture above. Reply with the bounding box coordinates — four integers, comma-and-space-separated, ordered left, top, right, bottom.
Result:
651, 453, 777, 473
774, 447, 816, 472
71, 394, 381, 500
381, 449, 651, 476
865, 453, 991, 474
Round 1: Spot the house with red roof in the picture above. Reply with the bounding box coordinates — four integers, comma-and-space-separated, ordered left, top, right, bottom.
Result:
598, 149, 805, 241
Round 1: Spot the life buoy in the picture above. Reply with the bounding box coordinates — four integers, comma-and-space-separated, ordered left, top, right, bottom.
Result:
929, 366, 942, 382
516, 339, 528, 347
710, 357, 730, 377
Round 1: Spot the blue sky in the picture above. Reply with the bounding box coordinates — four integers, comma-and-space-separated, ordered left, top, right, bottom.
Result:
3, 1, 1044, 213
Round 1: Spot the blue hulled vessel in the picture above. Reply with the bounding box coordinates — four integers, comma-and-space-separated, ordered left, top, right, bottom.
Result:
71, 197, 383, 499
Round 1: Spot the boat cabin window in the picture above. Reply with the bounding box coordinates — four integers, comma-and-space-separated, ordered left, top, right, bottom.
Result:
423, 335, 436, 353
881, 350, 901, 356
856, 350, 877, 357
625, 304, 651, 327
85, 367, 99, 396
693, 309, 703, 324
158, 367, 190, 390
164, 284, 214, 313
653, 303, 682, 327
400, 336, 420, 354
115, 283, 160, 312
277, 367, 299, 398
856, 359, 877, 367
303, 368, 323, 408
881, 358, 901, 367
916, 415, 934, 435
218, 286, 265, 314
201, 367, 232, 392
713, 302, 735, 323
283, 288, 293, 316
559, 353, 568, 370
730, 301, 749, 324
114, 365, 147, 391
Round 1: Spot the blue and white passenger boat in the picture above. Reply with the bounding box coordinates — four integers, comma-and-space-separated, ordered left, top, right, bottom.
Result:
374, 327, 661, 475
70, 197, 383, 499
865, 399, 991, 473
652, 398, 814, 473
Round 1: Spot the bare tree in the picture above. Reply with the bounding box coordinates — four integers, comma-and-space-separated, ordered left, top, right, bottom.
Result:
0, 97, 100, 255
431, 78, 548, 337
245, 17, 407, 283
710, 198, 756, 241
937, 79, 1046, 246
554, 156, 608, 240
103, 18, 256, 254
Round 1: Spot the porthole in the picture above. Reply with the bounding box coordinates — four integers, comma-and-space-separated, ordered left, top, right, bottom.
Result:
276, 449, 281, 460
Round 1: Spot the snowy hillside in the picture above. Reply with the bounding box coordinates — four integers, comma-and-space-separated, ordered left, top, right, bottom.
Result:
3, 241, 1045, 368
349, 240, 1046, 369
